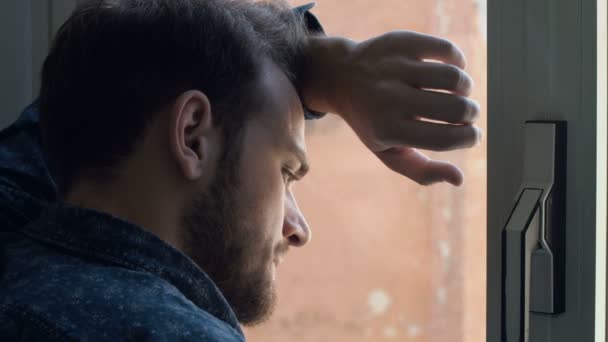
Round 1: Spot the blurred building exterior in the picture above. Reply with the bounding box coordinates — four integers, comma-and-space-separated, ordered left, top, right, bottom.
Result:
246, 0, 487, 341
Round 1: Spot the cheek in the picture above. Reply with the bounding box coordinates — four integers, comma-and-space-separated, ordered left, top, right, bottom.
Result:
255, 176, 285, 233
236, 125, 287, 246
235, 171, 285, 276
238, 163, 285, 239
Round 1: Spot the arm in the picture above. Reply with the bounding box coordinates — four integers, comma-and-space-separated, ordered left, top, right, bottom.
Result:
300, 31, 482, 186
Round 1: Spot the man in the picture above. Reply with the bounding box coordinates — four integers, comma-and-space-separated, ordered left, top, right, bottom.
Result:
0, 0, 481, 340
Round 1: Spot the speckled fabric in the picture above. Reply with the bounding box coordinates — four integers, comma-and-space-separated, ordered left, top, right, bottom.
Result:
1, 203, 246, 341
0, 103, 245, 340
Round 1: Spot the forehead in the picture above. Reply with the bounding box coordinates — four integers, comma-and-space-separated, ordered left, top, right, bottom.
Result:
248, 60, 306, 149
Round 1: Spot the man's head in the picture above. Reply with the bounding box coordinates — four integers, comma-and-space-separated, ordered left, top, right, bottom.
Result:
39, 0, 312, 325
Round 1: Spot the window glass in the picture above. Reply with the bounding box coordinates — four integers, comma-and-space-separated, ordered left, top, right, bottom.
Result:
245, 1, 487, 340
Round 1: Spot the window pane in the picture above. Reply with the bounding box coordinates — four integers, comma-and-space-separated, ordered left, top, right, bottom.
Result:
245, 1, 487, 341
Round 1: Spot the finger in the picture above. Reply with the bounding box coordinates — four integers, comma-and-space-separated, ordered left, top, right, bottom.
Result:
404, 60, 474, 96
382, 31, 467, 69
375, 147, 464, 186
380, 119, 482, 151
400, 87, 481, 124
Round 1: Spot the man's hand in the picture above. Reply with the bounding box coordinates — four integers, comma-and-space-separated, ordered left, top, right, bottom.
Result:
301, 31, 482, 186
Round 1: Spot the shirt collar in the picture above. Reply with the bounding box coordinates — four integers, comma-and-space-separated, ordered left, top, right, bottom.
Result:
21, 202, 243, 335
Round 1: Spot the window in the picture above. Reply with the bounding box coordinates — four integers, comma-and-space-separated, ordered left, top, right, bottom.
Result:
2, 0, 604, 340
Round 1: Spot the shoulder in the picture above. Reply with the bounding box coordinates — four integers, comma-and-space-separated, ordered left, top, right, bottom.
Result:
0, 299, 243, 341
1, 246, 243, 341
0, 102, 56, 204
0, 303, 74, 341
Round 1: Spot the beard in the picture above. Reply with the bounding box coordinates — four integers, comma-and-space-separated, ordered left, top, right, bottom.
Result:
178, 158, 278, 326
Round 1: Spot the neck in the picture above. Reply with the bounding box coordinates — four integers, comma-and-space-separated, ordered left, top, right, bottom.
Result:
66, 175, 184, 250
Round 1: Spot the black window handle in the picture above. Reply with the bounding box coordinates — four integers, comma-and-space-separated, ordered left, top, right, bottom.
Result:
503, 121, 567, 342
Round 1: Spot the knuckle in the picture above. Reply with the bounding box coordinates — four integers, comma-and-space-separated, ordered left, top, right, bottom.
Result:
469, 100, 481, 121
452, 97, 480, 124
452, 97, 471, 122
463, 125, 481, 147
441, 125, 480, 151
447, 126, 467, 149
443, 65, 464, 89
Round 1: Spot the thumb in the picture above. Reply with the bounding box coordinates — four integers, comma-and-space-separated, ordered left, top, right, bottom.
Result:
375, 147, 464, 186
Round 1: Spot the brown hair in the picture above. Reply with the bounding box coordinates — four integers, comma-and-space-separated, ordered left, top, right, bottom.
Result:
39, 0, 309, 196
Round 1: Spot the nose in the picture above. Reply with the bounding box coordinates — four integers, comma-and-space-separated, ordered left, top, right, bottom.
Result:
283, 191, 311, 247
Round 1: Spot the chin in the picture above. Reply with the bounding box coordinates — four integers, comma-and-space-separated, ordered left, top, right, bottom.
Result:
233, 263, 279, 327
238, 284, 277, 327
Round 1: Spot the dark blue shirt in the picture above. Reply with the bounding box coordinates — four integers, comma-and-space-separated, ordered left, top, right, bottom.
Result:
0, 104, 244, 341
0, 4, 325, 340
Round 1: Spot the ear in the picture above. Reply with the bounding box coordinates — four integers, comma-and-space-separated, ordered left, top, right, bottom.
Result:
169, 90, 217, 181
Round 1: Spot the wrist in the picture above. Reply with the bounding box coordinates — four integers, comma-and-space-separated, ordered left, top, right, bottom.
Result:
300, 35, 357, 115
